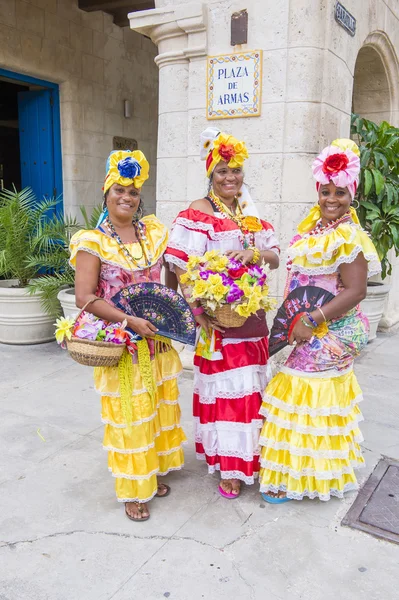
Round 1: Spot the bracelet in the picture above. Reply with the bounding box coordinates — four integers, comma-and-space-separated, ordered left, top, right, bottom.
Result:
306, 312, 318, 328
300, 316, 314, 329
249, 246, 261, 264
192, 306, 204, 316
316, 306, 327, 322
288, 312, 305, 338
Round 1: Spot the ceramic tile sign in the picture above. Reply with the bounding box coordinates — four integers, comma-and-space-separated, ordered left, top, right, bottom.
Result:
207, 50, 262, 120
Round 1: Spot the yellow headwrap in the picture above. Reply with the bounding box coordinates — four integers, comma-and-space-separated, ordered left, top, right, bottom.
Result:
104, 150, 149, 193
203, 130, 249, 177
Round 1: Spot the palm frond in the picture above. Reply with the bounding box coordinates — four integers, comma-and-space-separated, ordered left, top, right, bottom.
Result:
79, 204, 103, 229
27, 272, 75, 317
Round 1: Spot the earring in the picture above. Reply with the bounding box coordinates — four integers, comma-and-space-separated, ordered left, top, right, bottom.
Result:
133, 199, 144, 222
351, 198, 360, 209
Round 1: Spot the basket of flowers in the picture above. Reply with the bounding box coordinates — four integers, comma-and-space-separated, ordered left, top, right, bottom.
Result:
180, 250, 276, 328
55, 311, 128, 367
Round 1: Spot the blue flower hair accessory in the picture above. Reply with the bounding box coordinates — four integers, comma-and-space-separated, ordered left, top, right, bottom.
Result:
117, 157, 142, 180
104, 150, 149, 192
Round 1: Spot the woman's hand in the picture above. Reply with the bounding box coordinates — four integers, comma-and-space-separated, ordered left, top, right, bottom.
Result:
288, 318, 314, 345
226, 249, 254, 265
127, 316, 158, 338
195, 313, 224, 337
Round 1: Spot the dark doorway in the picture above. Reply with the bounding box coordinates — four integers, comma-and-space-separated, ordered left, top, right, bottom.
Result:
0, 79, 26, 190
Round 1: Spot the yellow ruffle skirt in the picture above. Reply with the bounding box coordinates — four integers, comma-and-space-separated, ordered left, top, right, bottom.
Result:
94, 346, 186, 503
259, 367, 364, 501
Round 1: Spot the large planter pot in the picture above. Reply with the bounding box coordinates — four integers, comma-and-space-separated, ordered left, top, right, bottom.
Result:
57, 288, 79, 319
360, 282, 391, 342
0, 280, 55, 344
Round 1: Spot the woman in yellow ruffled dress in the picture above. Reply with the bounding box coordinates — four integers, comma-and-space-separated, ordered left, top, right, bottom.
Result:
259, 139, 381, 503
70, 150, 186, 520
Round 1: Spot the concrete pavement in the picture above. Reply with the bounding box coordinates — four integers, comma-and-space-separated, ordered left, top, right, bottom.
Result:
0, 333, 399, 600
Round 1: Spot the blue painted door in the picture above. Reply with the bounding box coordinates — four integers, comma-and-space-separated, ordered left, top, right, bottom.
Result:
17, 89, 56, 209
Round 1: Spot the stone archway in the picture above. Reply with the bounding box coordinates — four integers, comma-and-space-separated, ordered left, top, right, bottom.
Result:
352, 31, 399, 330
352, 31, 399, 125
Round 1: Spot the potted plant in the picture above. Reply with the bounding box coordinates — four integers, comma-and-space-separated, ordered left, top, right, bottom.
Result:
350, 113, 399, 339
28, 204, 103, 320
0, 187, 66, 344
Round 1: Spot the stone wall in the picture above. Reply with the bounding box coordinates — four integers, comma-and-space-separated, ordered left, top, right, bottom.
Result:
131, 0, 399, 316
0, 0, 159, 218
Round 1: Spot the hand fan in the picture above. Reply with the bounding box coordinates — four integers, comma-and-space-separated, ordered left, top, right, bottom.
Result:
269, 286, 335, 357
111, 282, 196, 345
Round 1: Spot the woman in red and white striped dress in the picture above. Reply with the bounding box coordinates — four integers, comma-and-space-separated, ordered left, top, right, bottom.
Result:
165, 128, 280, 498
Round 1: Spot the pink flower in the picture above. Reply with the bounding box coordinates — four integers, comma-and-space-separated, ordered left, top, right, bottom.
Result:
312, 146, 360, 189
297, 274, 310, 286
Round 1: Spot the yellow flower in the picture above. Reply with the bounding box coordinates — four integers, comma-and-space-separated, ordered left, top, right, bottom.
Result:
179, 272, 191, 284
192, 280, 208, 298
209, 256, 229, 272
235, 303, 252, 317
208, 274, 223, 285
54, 316, 74, 344
241, 216, 263, 232
211, 283, 228, 302
187, 255, 203, 269
314, 322, 329, 339
204, 250, 219, 261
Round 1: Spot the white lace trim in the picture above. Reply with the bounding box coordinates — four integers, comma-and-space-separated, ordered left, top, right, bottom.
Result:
172, 217, 275, 242
117, 490, 158, 504
194, 364, 266, 384
260, 459, 364, 480
259, 437, 363, 459
222, 337, 263, 346
104, 432, 185, 455
110, 466, 159, 480
197, 386, 265, 405
288, 227, 358, 261
111, 463, 185, 482
95, 370, 183, 398
264, 413, 364, 436
157, 442, 187, 456
280, 365, 353, 379
69, 246, 160, 272
104, 439, 157, 454
260, 393, 363, 417
259, 482, 359, 501
196, 456, 259, 484
289, 247, 381, 277
166, 238, 205, 257
194, 417, 264, 431
101, 404, 180, 428
164, 254, 188, 272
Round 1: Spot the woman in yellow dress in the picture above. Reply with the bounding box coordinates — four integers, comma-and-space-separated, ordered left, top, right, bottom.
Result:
259, 139, 381, 503
70, 150, 186, 520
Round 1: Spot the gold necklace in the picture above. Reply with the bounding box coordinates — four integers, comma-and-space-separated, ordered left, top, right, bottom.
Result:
209, 190, 243, 226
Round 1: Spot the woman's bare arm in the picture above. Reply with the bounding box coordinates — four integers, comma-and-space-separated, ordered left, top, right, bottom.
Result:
74, 251, 158, 337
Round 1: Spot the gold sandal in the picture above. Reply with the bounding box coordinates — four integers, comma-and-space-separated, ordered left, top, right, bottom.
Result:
125, 502, 150, 522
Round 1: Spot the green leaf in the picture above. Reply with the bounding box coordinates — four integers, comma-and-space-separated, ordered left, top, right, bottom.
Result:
364, 169, 373, 195
371, 220, 384, 237
372, 169, 385, 195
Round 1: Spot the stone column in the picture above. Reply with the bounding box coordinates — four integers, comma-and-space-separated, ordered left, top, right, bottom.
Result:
129, 3, 207, 227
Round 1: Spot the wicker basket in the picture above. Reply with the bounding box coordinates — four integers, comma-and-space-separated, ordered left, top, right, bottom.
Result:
66, 336, 125, 367
213, 304, 247, 328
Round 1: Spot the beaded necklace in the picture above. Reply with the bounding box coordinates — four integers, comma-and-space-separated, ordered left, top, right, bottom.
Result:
208, 190, 255, 248
104, 217, 153, 269
287, 210, 352, 272
306, 210, 351, 237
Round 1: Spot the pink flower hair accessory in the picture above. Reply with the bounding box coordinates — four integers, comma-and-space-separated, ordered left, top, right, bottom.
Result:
312, 138, 360, 198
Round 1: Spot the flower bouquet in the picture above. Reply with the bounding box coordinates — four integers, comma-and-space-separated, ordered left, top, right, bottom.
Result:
180, 250, 276, 328
55, 312, 128, 367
